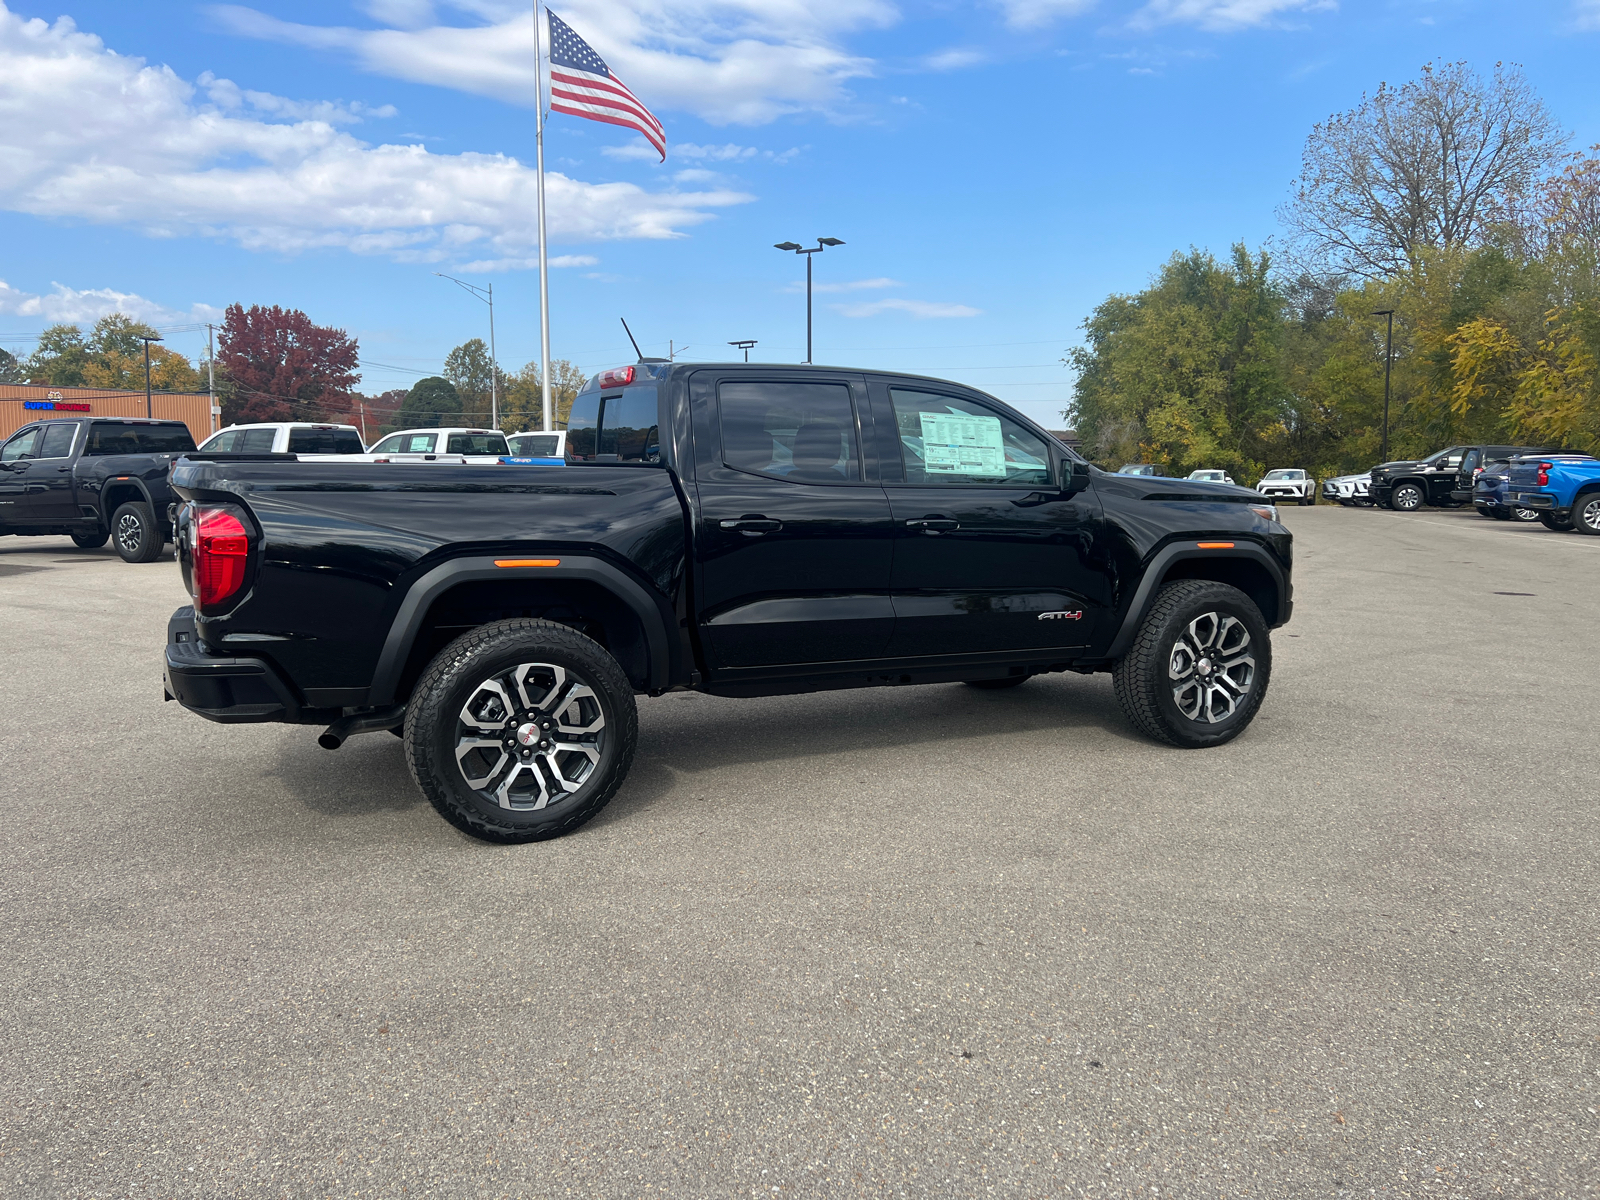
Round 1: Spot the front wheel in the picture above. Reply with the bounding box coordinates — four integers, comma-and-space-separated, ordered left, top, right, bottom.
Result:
1112, 580, 1271, 749
111, 502, 163, 563
1572, 492, 1600, 535
1391, 482, 1424, 511
405, 619, 638, 843
71, 530, 109, 548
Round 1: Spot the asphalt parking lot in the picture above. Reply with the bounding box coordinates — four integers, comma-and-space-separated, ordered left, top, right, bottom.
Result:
1, 505, 1596, 1199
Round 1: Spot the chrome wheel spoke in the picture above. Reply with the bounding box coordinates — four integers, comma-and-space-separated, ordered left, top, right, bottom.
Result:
494, 760, 553, 811
460, 678, 515, 732
1170, 610, 1255, 724
551, 683, 604, 735
454, 660, 607, 811
455, 738, 510, 789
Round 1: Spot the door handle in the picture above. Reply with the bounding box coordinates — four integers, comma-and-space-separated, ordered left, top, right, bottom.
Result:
906, 517, 959, 532
720, 517, 782, 533
57, 466, 72, 472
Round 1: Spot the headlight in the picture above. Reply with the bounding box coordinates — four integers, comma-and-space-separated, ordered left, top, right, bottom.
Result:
1248, 503, 1278, 522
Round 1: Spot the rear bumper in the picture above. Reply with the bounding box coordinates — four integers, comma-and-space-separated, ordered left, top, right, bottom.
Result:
1514, 491, 1560, 511
163, 606, 302, 723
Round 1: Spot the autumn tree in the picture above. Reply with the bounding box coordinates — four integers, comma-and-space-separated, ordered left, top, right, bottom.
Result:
500, 358, 587, 434
24, 314, 200, 391
1281, 62, 1565, 279
216, 304, 360, 425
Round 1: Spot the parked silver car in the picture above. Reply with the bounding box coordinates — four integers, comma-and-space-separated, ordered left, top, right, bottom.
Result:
1321, 471, 1372, 506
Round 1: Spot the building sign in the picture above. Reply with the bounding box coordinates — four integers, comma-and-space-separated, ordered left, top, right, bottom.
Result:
22, 400, 93, 412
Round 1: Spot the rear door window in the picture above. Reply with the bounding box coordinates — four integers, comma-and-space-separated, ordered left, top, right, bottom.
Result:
511, 433, 560, 457
237, 428, 277, 453
83, 424, 198, 455
717, 381, 860, 482
445, 433, 510, 455
288, 428, 365, 454
38, 423, 78, 458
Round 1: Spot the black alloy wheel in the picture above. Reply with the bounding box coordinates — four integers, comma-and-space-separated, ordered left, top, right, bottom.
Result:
1390, 482, 1425, 511
1538, 512, 1574, 532
1112, 580, 1272, 749
1573, 492, 1600, 536
405, 619, 637, 843
70, 530, 109, 548
111, 501, 164, 563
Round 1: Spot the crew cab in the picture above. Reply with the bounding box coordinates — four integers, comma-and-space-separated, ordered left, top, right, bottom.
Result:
365, 427, 510, 463
163, 362, 1294, 843
200, 422, 367, 457
1257, 469, 1315, 505
1371, 444, 1553, 511
1506, 454, 1600, 533
1, 416, 195, 561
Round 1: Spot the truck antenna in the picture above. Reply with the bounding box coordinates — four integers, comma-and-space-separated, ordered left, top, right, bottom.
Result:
620, 318, 644, 362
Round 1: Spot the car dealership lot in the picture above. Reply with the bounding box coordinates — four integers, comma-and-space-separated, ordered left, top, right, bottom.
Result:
1, 508, 1595, 1197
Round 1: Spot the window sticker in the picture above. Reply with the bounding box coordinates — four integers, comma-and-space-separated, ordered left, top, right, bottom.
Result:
918, 411, 1007, 478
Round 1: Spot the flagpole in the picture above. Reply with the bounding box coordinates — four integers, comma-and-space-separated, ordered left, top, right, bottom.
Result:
534, 1, 553, 433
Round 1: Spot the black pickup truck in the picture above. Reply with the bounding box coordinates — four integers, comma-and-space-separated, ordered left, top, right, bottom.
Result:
1, 416, 196, 561
164, 362, 1294, 843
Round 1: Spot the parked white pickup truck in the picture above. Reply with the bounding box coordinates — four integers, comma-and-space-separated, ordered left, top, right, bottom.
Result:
199, 423, 367, 458
364, 427, 510, 464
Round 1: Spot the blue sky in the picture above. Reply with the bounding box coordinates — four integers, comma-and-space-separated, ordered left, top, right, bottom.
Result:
2, 0, 1597, 427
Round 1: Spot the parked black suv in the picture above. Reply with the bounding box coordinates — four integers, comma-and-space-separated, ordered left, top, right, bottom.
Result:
0, 417, 195, 560
1370, 444, 1554, 511
163, 362, 1293, 842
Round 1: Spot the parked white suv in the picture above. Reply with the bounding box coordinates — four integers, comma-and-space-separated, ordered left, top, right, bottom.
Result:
1320, 472, 1372, 506
1256, 468, 1316, 506
1188, 469, 1236, 485
199, 422, 367, 457
506, 430, 566, 459
365, 427, 510, 464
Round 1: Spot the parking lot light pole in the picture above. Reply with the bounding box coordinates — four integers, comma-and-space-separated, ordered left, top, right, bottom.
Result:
728, 340, 757, 362
138, 334, 163, 418
1373, 309, 1395, 463
774, 239, 844, 364
434, 273, 499, 429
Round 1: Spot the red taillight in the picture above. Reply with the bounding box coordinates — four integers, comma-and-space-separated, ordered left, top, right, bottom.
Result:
194, 508, 249, 608
1537, 461, 1552, 486
598, 365, 635, 388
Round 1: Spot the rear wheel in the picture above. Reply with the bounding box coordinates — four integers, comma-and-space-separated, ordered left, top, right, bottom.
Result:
1488, 507, 1512, 521
70, 530, 109, 548
405, 619, 637, 843
111, 502, 163, 563
1572, 492, 1600, 535
1391, 482, 1424, 511
964, 675, 1029, 690
1538, 512, 1574, 532
1513, 507, 1541, 522
1112, 580, 1271, 749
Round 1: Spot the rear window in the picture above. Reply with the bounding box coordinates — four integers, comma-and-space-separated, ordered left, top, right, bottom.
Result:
510, 433, 560, 457
83, 423, 197, 456
445, 432, 510, 456
288, 427, 365, 454
566, 388, 660, 463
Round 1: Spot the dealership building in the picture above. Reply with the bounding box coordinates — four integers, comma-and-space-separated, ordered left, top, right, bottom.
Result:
1, 384, 216, 445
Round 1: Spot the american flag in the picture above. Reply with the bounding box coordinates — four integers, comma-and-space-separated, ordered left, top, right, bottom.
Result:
546, 9, 666, 161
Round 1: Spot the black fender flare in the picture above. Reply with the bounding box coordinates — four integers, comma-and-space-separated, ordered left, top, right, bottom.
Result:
1103, 541, 1290, 661
367, 554, 674, 704
99, 476, 158, 524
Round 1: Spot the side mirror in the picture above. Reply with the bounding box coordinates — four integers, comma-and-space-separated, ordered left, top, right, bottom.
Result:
1062, 458, 1091, 494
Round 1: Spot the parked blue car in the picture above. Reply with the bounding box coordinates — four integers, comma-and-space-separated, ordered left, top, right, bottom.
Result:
1472, 458, 1541, 522
1505, 454, 1600, 533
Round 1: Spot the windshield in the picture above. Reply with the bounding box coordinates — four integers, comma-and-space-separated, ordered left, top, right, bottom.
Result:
446, 433, 510, 455
288, 427, 365, 455
1190, 470, 1225, 480
1263, 469, 1302, 480
510, 433, 560, 457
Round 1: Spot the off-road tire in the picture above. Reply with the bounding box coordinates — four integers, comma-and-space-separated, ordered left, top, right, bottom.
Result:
1572, 491, 1600, 535
1391, 482, 1425, 511
404, 618, 637, 843
1538, 512, 1574, 532
1112, 580, 1272, 749
111, 501, 163, 563
70, 530, 109, 548
964, 675, 1029, 690
1301, 492, 1314, 506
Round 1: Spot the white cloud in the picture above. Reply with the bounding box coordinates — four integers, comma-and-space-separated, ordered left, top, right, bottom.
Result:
0, 5, 752, 266
787, 276, 900, 293
1576, 0, 1600, 30
211, 0, 894, 126
995, 0, 1095, 30
0, 279, 220, 326
923, 47, 987, 70
835, 298, 980, 318
602, 139, 803, 164
456, 254, 600, 274
1129, 0, 1335, 30
198, 71, 397, 124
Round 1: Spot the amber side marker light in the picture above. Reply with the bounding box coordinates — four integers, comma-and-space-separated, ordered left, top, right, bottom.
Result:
494, 558, 562, 568
1196, 542, 1235, 549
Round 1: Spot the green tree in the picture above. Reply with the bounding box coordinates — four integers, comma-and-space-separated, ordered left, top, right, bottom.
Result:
26, 324, 90, 386
500, 358, 586, 434
22, 314, 201, 392
0, 347, 23, 383
442, 338, 503, 425
400, 376, 461, 428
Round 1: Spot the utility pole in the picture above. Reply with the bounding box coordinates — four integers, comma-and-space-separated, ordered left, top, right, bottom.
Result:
138, 333, 163, 418
357, 399, 368, 444
205, 323, 218, 434
1373, 309, 1395, 462
434, 274, 500, 428
773, 239, 844, 363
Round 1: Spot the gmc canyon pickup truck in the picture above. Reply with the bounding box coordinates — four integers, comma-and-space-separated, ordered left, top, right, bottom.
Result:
163, 362, 1294, 843
1, 416, 195, 561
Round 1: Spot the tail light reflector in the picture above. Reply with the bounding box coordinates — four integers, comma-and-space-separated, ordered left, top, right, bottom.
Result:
1537, 461, 1552, 486
194, 508, 249, 608
598, 365, 635, 388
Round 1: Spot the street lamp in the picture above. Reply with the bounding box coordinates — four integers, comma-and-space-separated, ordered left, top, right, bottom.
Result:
773, 238, 844, 364
434, 273, 500, 429
138, 333, 163, 418
728, 340, 757, 362
1372, 309, 1395, 463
